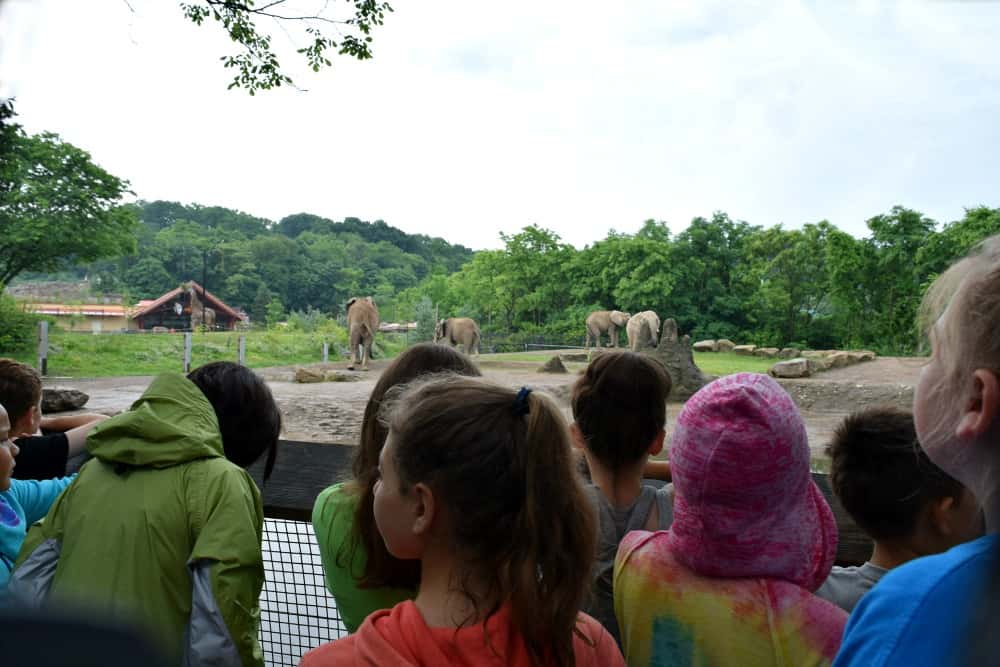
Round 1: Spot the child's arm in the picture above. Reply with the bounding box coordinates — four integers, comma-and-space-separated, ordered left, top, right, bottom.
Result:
8, 475, 75, 525
41, 414, 108, 457
643, 460, 671, 482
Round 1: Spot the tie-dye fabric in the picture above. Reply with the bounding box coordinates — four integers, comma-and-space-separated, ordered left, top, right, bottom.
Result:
614, 531, 846, 666
612, 374, 847, 666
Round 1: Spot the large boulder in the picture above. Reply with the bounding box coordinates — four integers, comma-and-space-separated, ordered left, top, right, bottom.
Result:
770, 358, 811, 379
650, 319, 710, 400
778, 347, 801, 359
732, 345, 757, 356
692, 339, 718, 353
41, 387, 89, 413
294, 367, 325, 383
754, 347, 780, 358
538, 355, 569, 374
716, 339, 736, 352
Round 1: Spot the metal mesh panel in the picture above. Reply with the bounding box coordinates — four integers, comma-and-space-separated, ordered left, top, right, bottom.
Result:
260, 518, 347, 665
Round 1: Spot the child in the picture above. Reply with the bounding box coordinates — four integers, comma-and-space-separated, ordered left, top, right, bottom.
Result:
0, 403, 74, 593
835, 235, 1000, 665
817, 407, 981, 612
570, 350, 673, 646
0, 358, 107, 480
614, 373, 847, 666
312, 342, 481, 632
301, 376, 624, 666
8, 362, 281, 667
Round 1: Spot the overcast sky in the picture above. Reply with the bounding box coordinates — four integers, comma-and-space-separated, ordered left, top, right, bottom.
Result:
2, 1, 999, 250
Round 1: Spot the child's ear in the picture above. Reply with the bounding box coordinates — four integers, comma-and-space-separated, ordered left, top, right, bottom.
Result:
569, 423, 587, 451
411, 482, 436, 536
648, 429, 665, 457
956, 369, 1000, 440
928, 496, 956, 538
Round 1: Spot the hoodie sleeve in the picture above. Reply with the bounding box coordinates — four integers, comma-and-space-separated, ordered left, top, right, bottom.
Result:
188, 462, 266, 667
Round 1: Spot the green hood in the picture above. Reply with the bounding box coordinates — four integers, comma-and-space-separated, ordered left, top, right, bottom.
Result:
87, 373, 223, 468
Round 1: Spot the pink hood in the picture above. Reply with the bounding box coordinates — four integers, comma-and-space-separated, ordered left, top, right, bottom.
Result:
665, 373, 837, 591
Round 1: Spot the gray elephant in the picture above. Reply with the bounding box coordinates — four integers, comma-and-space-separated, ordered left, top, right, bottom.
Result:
627, 310, 661, 352
585, 309, 631, 349
346, 296, 379, 370
434, 317, 481, 356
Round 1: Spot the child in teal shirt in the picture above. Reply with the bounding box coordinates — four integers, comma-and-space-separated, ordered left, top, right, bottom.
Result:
1, 403, 73, 592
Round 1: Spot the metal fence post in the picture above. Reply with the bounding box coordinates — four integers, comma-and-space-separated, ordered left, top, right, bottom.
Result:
37, 321, 49, 376
322, 342, 329, 363
183, 332, 192, 373
238, 335, 246, 366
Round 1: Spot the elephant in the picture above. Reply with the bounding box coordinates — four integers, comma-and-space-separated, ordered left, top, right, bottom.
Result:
585, 309, 631, 349
346, 296, 379, 371
434, 317, 481, 356
626, 311, 661, 352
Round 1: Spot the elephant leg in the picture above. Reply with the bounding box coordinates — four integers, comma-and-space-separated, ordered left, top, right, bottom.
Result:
611, 328, 618, 348
363, 339, 372, 370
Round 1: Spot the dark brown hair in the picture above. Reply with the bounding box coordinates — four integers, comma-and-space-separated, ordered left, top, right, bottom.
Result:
0, 358, 42, 425
571, 350, 671, 469
383, 376, 598, 667
334, 343, 481, 589
827, 406, 966, 541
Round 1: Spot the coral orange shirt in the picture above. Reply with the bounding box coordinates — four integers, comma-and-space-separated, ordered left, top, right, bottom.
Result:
299, 600, 624, 666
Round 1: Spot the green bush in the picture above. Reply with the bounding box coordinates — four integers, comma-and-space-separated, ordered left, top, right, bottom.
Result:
0, 292, 41, 353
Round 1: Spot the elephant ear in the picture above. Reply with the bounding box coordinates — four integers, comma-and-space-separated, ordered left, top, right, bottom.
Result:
346, 297, 357, 314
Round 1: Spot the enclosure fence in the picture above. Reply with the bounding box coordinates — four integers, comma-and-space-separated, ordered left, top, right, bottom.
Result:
260, 518, 346, 665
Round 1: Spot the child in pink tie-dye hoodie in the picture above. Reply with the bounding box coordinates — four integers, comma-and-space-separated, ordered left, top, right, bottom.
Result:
614, 373, 847, 667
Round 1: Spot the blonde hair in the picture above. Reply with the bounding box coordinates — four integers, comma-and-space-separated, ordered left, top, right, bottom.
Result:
381, 375, 598, 667
920, 235, 1000, 396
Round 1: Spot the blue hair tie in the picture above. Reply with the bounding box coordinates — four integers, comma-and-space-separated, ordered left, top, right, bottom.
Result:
513, 386, 532, 416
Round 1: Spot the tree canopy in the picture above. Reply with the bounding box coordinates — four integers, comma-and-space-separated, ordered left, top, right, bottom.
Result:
180, 0, 394, 94
0, 106, 137, 286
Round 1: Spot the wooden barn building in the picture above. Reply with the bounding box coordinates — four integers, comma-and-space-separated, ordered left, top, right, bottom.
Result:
131, 281, 243, 331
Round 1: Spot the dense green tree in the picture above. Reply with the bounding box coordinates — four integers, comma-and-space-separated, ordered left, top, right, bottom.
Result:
0, 120, 137, 285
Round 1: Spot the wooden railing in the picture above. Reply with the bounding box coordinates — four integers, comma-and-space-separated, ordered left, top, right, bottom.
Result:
247, 440, 872, 566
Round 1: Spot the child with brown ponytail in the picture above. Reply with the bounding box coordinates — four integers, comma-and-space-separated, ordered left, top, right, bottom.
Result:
300, 375, 624, 667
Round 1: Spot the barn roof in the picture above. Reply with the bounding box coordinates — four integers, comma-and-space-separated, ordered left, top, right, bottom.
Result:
26, 303, 129, 318
131, 281, 241, 320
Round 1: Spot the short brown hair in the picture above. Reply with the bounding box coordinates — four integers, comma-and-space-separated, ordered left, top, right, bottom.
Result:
827, 406, 966, 541
571, 351, 671, 469
0, 358, 42, 423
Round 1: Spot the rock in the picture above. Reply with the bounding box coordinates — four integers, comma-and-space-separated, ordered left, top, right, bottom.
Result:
827, 352, 853, 369
41, 387, 89, 412
854, 350, 877, 362
538, 355, 569, 374
692, 339, 718, 353
152, 326, 169, 333
778, 347, 801, 359
294, 367, 325, 383
650, 319, 710, 400
716, 339, 736, 352
732, 345, 757, 356
324, 371, 362, 382
769, 358, 811, 379
754, 347, 780, 358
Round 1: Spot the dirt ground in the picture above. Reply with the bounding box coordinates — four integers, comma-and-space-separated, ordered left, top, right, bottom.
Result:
48, 355, 925, 464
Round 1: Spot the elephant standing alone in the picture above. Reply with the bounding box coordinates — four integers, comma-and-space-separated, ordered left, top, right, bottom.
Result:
626, 311, 661, 351
346, 296, 379, 371
585, 310, 631, 349
434, 317, 481, 356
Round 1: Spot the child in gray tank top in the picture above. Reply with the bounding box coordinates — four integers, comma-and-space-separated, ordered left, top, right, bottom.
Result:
570, 350, 674, 647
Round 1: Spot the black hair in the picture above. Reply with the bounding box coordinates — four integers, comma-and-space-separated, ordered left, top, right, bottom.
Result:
827, 406, 966, 541
187, 361, 281, 480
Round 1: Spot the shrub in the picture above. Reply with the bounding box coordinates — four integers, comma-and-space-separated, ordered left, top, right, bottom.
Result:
0, 292, 41, 353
